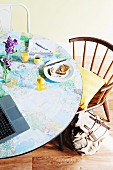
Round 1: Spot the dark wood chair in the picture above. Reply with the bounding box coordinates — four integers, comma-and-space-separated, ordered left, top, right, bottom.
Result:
69, 37, 113, 122
58, 37, 113, 151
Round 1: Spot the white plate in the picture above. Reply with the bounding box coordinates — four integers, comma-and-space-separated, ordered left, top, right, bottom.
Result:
44, 59, 75, 82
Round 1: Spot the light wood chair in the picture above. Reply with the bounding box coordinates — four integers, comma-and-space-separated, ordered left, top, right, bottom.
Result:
0, 3, 30, 33
69, 37, 113, 122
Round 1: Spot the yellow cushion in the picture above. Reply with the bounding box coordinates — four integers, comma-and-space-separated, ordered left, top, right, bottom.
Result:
78, 66, 106, 110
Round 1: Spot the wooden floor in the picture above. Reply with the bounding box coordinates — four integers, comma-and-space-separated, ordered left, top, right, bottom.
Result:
0, 91, 113, 170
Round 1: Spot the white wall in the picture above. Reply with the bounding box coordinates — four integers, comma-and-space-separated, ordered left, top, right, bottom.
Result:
0, 0, 113, 44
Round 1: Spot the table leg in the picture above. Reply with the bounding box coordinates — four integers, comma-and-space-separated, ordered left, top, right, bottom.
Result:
58, 133, 64, 151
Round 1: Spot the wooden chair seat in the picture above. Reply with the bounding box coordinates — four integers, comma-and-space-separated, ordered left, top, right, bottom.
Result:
88, 91, 105, 107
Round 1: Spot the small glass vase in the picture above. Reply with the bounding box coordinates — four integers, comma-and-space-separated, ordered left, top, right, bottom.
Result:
3, 70, 10, 83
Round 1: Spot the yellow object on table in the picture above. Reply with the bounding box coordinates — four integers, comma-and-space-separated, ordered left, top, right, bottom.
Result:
21, 51, 29, 63
37, 77, 47, 91
34, 55, 42, 64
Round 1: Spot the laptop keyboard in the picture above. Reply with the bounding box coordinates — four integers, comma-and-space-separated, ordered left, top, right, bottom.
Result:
0, 109, 15, 140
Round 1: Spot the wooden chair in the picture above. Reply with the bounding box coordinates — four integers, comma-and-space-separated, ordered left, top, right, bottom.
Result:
0, 3, 30, 33
69, 37, 113, 122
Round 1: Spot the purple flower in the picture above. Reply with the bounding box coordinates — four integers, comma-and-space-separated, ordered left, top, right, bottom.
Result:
3, 58, 12, 67
13, 39, 18, 45
6, 47, 15, 54
4, 36, 18, 55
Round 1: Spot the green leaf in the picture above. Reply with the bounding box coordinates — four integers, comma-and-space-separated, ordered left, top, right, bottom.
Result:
8, 67, 11, 71
0, 56, 3, 59
1, 61, 4, 67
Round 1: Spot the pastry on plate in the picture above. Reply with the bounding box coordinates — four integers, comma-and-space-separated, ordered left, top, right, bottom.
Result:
56, 64, 70, 75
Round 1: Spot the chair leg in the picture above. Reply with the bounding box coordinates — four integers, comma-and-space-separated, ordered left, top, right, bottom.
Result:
58, 133, 64, 151
103, 100, 110, 122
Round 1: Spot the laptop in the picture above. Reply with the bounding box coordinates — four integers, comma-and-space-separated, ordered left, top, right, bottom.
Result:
0, 95, 30, 144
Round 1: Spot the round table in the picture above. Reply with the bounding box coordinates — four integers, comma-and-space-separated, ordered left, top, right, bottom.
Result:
0, 32, 82, 158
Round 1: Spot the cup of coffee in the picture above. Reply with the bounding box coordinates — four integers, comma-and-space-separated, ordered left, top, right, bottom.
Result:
34, 54, 42, 64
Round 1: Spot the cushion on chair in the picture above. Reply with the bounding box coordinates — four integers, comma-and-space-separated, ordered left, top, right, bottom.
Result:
78, 66, 106, 110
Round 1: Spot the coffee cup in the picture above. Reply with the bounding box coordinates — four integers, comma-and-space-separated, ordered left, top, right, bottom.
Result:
34, 54, 42, 64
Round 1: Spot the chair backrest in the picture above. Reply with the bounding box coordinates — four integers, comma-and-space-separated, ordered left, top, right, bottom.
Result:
69, 37, 113, 102
0, 3, 30, 33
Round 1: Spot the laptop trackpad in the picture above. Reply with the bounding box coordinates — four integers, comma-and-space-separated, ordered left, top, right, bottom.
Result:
6, 106, 22, 121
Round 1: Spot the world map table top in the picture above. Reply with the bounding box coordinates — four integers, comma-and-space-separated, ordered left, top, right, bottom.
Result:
0, 32, 82, 158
